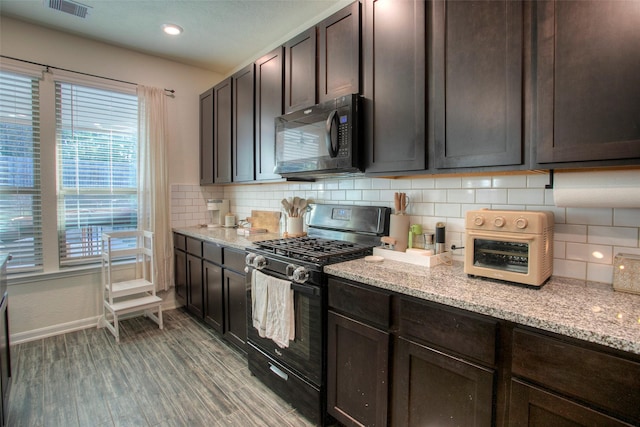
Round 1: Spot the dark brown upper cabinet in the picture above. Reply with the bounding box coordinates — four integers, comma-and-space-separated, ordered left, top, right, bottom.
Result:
213, 77, 232, 184
284, 27, 317, 113
362, 0, 427, 174
199, 88, 214, 185
534, 0, 640, 166
318, 1, 361, 102
232, 64, 255, 182
255, 47, 284, 181
431, 0, 526, 170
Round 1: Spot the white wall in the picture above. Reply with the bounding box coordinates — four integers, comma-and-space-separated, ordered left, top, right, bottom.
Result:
1, 16, 221, 341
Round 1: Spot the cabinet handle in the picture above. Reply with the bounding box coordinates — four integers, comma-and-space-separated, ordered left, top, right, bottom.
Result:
269, 363, 289, 381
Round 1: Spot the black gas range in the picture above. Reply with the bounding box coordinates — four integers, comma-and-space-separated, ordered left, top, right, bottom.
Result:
245, 204, 390, 426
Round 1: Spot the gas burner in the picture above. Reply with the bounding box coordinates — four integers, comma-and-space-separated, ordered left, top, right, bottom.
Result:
255, 236, 372, 265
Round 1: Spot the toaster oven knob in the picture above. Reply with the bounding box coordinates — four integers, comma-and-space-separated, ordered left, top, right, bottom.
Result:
254, 255, 267, 270
515, 217, 528, 229
493, 216, 506, 228
292, 266, 309, 283
473, 215, 485, 226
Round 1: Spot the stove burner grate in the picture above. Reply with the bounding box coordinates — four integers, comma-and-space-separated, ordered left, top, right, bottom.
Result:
255, 236, 372, 264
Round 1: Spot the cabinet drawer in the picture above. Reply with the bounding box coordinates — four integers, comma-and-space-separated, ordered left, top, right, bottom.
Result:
327, 278, 391, 329
173, 233, 186, 251
186, 237, 202, 257
399, 298, 498, 366
203, 241, 222, 264
223, 248, 246, 273
512, 328, 640, 423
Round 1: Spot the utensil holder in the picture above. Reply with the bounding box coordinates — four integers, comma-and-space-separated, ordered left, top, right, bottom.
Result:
389, 214, 410, 252
287, 217, 304, 235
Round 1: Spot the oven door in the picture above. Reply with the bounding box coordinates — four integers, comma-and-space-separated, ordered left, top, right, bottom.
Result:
464, 230, 548, 286
246, 267, 323, 386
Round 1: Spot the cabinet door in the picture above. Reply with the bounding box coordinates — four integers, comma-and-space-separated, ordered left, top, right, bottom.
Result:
224, 269, 247, 350
509, 380, 632, 427
203, 260, 223, 333
232, 64, 255, 182
318, 1, 360, 102
535, 1, 640, 165
392, 336, 495, 427
174, 248, 187, 307
214, 77, 232, 184
255, 47, 284, 181
432, 0, 524, 169
186, 254, 203, 318
327, 311, 389, 427
284, 28, 317, 113
199, 88, 214, 185
362, 0, 426, 173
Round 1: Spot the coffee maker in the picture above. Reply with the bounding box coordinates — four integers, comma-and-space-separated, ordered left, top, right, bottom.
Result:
206, 199, 230, 228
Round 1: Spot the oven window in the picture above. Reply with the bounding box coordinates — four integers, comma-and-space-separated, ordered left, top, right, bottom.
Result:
473, 239, 529, 274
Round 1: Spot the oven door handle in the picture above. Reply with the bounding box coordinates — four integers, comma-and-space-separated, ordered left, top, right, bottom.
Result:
466, 230, 536, 241
291, 282, 319, 297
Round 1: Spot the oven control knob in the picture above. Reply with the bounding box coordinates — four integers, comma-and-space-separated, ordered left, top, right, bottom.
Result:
245, 253, 256, 266
473, 215, 485, 226
493, 216, 506, 228
515, 217, 528, 229
253, 255, 267, 270
292, 266, 309, 283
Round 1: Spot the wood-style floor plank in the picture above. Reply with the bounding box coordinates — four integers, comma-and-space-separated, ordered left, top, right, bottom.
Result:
8, 308, 313, 426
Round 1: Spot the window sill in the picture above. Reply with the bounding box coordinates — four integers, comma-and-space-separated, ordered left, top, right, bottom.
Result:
7, 261, 133, 286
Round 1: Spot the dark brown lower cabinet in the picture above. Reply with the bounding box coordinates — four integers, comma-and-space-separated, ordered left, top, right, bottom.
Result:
186, 253, 203, 318
203, 260, 223, 333
174, 245, 187, 307
327, 311, 389, 427
224, 268, 247, 351
392, 336, 495, 427
509, 380, 633, 427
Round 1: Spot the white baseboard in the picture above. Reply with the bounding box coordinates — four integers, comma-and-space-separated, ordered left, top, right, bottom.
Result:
10, 301, 182, 345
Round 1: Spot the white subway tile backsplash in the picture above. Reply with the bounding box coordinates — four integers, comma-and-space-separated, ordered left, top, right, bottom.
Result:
566, 207, 612, 226
508, 188, 545, 205
553, 259, 587, 281
566, 242, 612, 264
171, 171, 640, 285
588, 225, 638, 247
554, 224, 587, 243
492, 175, 527, 188
614, 208, 640, 227
476, 188, 507, 204
587, 263, 613, 284
447, 189, 475, 204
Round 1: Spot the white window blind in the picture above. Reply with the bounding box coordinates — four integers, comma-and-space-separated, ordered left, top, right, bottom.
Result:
0, 70, 42, 272
55, 81, 138, 265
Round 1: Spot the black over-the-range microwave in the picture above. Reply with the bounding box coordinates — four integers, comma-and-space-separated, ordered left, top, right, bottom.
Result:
274, 94, 361, 177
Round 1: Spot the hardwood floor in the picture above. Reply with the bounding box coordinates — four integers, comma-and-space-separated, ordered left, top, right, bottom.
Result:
7, 309, 316, 427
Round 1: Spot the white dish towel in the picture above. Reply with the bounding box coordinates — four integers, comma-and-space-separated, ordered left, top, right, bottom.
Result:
251, 270, 295, 348
251, 269, 268, 338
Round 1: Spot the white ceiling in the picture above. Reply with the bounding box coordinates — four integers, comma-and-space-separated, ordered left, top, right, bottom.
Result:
0, 0, 348, 74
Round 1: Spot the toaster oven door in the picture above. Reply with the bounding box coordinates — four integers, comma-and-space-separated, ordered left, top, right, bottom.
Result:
464, 230, 539, 281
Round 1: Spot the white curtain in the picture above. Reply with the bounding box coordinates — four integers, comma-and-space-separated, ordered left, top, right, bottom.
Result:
137, 86, 172, 292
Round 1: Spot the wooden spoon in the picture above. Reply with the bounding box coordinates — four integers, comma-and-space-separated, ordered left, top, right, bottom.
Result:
292, 196, 300, 217
298, 199, 307, 216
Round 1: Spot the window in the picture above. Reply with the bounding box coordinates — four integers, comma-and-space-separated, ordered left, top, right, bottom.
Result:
0, 70, 42, 272
55, 81, 138, 265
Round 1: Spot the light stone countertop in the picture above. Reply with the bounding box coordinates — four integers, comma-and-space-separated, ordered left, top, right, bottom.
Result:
173, 226, 281, 251
324, 258, 640, 356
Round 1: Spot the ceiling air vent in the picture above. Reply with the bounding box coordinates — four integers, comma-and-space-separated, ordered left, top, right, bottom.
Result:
46, 0, 92, 19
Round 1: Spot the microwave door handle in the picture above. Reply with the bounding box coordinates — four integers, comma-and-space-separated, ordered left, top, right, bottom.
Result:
467, 230, 536, 241
325, 110, 339, 158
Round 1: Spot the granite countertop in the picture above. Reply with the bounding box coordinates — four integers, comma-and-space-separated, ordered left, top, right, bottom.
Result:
173, 226, 280, 250
324, 258, 640, 355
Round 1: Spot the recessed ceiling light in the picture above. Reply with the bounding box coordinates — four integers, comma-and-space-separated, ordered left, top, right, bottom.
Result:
162, 24, 183, 36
